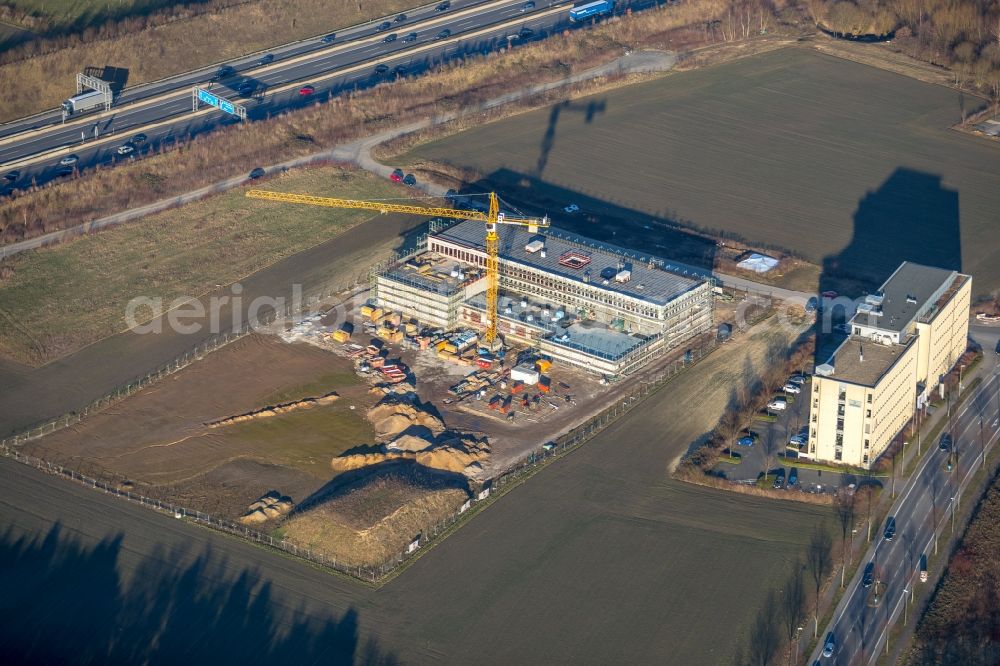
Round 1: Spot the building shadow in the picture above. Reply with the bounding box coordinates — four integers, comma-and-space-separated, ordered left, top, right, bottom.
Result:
0, 523, 396, 664
464, 167, 718, 271
816, 167, 962, 360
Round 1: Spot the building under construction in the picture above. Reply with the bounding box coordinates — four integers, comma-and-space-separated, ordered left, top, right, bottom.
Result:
373, 219, 713, 377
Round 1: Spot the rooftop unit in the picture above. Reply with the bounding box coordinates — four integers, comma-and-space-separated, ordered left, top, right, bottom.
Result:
558, 250, 592, 270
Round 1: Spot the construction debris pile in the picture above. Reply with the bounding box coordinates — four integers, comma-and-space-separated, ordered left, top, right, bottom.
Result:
206, 392, 339, 428
239, 491, 294, 525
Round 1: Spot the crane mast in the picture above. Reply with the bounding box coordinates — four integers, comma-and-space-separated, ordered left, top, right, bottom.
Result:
245, 189, 550, 345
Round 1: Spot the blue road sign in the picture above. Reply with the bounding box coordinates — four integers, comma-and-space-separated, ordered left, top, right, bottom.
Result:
196, 87, 242, 118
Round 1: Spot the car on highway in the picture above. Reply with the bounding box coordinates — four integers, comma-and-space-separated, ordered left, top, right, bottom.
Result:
518, 26, 534, 39
4, 170, 19, 182
436, 28, 452, 39
883, 516, 896, 541
116, 143, 135, 155
437, 0, 451, 9
374, 63, 390, 75
402, 173, 416, 186
298, 85, 315, 96
521, 0, 535, 10
249, 167, 266, 179
390, 168, 404, 182
862, 561, 875, 587
238, 81, 256, 96
59, 154, 79, 166
131, 132, 148, 145
939, 433, 952, 451
321, 33, 336, 43
383, 32, 398, 43
783, 382, 801, 394
376, 21, 392, 31
402, 32, 418, 42
213, 65, 236, 80
822, 633, 835, 658
258, 53, 275, 64
394, 13, 407, 22
767, 397, 788, 411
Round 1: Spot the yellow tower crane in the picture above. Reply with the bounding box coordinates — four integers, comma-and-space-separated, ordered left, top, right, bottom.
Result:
245, 189, 550, 345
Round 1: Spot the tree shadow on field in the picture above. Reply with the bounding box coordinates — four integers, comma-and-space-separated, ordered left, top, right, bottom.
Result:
815, 168, 962, 362
0, 524, 397, 664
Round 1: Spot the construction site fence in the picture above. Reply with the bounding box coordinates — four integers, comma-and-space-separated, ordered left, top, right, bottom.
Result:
0, 283, 770, 584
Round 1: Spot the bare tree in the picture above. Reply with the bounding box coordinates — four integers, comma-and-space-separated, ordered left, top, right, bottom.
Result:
834, 488, 856, 587
781, 561, 806, 665
719, 401, 743, 459
806, 527, 833, 637
857, 483, 878, 542
748, 588, 781, 666
762, 425, 780, 481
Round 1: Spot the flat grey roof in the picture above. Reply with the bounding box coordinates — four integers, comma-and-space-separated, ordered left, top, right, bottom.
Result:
824, 336, 913, 386
434, 219, 704, 307
850, 262, 957, 334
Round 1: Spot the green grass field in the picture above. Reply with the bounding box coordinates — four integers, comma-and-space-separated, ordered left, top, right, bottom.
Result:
405, 47, 1000, 297
0, 167, 401, 364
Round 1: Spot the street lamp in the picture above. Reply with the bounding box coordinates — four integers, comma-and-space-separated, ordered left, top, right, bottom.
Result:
851, 528, 857, 562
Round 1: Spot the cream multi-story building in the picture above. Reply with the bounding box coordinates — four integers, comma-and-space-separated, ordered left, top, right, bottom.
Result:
808, 262, 971, 468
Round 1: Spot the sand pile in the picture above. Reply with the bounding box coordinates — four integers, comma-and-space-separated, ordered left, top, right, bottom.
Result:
239, 491, 294, 525
368, 395, 444, 439
207, 392, 339, 428
330, 437, 490, 475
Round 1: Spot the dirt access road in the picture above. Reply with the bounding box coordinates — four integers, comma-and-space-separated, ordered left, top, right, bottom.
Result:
0, 312, 829, 664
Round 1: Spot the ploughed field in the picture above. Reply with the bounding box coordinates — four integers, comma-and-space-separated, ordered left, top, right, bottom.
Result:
406, 47, 1000, 295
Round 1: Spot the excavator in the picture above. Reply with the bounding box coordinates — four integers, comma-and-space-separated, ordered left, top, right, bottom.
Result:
245, 189, 550, 347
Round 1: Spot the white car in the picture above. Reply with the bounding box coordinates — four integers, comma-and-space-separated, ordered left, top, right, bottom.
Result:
788, 374, 807, 385
59, 154, 79, 166
563, 204, 579, 213
783, 382, 801, 394
767, 398, 788, 411
116, 144, 134, 155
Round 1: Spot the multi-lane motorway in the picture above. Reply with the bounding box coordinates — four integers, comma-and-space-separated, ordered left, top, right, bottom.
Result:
0, 0, 650, 192
813, 351, 1000, 665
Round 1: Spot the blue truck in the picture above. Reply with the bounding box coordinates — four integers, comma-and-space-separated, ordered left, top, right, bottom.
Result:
569, 0, 614, 21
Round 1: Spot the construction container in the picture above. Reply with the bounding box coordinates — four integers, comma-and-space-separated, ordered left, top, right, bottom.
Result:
535, 359, 552, 373
443, 342, 459, 354
404, 322, 418, 335
369, 307, 384, 321
435, 340, 449, 351
511, 381, 524, 394
476, 358, 493, 370
387, 313, 402, 327
511, 365, 540, 386
360, 305, 375, 319
418, 337, 431, 350
332, 329, 351, 343
370, 357, 385, 369
389, 331, 404, 343
538, 375, 551, 393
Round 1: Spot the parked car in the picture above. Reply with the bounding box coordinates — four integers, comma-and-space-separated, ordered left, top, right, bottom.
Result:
783, 382, 801, 394
374, 63, 390, 75
995, 339, 1000, 355
772, 474, 785, 489
321, 33, 336, 43
788, 374, 808, 385
131, 133, 148, 145
394, 13, 407, 22
521, 0, 535, 10
59, 154, 79, 166
402, 173, 416, 186
436, 28, 452, 39
116, 143, 134, 155
884, 516, 896, 541
298, 85, 315, 96
375, 21, 392, 31
862, 562, 875, 588
939, 433, 952, 451
258, 53, 275, 64
822, 633, 835, 658
4, 170, 20, 182
789, 434, 806, 446
402, 32, 418, 42
737, 431, 759, 447
805, 297, 818, 313
389, 168, 404, 182
249, 167, 266, 179
436, 1, 451, 10
383, 33, 398, 43
788, 468, 798, 486
767, 397, 788, 411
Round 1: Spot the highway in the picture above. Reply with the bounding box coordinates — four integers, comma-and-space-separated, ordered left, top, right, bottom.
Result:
812, 354, 1000, 665
0, 0, 647, 193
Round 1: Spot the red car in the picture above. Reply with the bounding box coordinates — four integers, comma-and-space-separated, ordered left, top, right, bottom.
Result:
389, 168, 404, 182
298, 85, 315, 96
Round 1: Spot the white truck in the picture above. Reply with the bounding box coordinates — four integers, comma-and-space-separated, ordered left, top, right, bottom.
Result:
61, 90, 107, 116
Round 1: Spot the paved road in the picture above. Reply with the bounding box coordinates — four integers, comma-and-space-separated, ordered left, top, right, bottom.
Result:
0, 0, 659, 191
812, 355, 1000, 665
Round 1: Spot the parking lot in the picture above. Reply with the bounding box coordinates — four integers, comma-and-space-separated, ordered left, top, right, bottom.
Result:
712, 374, 844, 496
